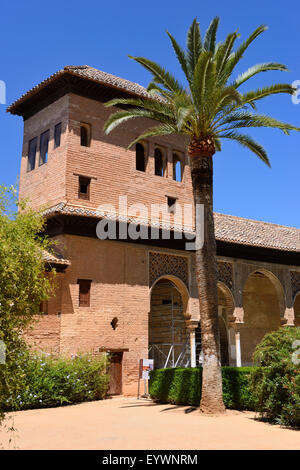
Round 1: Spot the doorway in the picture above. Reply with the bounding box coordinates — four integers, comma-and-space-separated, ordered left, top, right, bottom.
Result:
108, 352, 123, 395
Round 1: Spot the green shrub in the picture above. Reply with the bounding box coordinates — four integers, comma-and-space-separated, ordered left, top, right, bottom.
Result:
250, 327, 300, 427
0, 185, 56, 423
149, 366, 256, 410
3, 351, 109, 411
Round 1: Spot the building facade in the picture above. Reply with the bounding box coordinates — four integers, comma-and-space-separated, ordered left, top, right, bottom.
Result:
8, 65, 300, 395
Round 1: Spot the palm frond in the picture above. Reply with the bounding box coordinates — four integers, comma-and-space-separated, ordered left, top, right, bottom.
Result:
146, 82, 173, 99
234, 62, 288, 88
127, 124, 179, 149
215, 86, 243, 111
242, 83, 296, 104
166, 31, 190, 81
214, 137, 222, 151
103, 109, 174, 135
191, 50, 213, 109
219, 131, 270, 166
203, 16, 220, 54
217, 111, 300, 134
128, 56, 184, 93
176, 106, 195, 132
186, 18, 202, 74
223, 25, 268, 79
103, 97, 173, 116
215, 31, 239, 82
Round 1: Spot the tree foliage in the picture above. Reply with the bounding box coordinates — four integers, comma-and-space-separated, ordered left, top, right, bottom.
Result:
251, 327, 300, 427
4, 352, 109, 411
103, 17, 300, 166
0, 185, 55, 423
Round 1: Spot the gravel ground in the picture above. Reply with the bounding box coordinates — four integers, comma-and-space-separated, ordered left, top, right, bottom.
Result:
0, 397, 299, 450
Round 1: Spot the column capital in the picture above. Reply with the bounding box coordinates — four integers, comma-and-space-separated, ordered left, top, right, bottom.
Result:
228, 306, 245, 324
186, 319, 199, 331
229, 321, 245, 333
282, 307, 295, 327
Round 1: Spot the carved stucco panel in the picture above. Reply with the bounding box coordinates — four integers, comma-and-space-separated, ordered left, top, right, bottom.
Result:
149, 252, 189, 288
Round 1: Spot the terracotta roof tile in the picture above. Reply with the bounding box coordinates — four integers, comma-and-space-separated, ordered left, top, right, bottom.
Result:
43, 203, 300, 253
42, 249, 71, 266
214, 212, 300, 252
7, 65, 153, 114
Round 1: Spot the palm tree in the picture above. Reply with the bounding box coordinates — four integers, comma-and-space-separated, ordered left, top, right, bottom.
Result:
103, 17, 300, 414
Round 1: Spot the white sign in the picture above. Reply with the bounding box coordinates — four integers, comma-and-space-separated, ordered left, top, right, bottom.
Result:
139, 358, 154, 380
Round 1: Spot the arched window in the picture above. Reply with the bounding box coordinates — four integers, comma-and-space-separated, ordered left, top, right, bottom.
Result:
80, 123, 91, 147
173, 154, 183, 182
136, 143, 145, 172
154, 148, 164, 177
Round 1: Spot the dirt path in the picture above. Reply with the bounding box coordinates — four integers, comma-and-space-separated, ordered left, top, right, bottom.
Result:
0, 397, 299, 450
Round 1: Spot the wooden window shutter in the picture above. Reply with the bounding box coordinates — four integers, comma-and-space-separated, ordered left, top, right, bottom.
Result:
78, 279, 92, 307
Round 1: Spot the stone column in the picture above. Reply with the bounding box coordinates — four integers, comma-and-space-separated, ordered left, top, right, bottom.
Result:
282, 269, 295, 326
166, 147, 173, 179
147, 141, 154, 175
186, 320, 198, 368
282, 307, 295, 326
231, 261, 245, 324
230, 323, 244, 367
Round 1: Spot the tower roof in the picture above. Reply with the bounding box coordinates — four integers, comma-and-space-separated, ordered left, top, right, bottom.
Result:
7, 65, 152, 118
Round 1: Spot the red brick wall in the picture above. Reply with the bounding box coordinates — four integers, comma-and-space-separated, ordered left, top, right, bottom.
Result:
19, 95, 69, 209
19, 92, 194, 224
25, 273, 64, 355
27, 234, 197, 395
66, 93, 193, 218
18, 91, 199, 395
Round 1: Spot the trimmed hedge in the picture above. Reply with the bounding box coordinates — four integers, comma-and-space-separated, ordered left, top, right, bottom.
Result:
149, 366, 256, 410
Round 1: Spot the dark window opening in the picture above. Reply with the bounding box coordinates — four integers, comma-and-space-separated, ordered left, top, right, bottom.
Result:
162, 299, 172, 305
154, 148, 164, 176
27, 137, 37, 172
136, 143, 145, 172
78, 176, 91, 200
54, 122, 62, 148
78, 279, 92, 307
173, 154, 183, 182
80, 123, 91, 147
39, 130, 50, 165
167, 196, 177, 213
39, 301, 48, 314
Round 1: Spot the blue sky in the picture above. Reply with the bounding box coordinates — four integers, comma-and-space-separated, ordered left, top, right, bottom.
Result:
1, 0, 300, 226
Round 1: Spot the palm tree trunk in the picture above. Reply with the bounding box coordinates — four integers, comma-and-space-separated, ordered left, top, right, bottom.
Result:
190, 152, 225, 414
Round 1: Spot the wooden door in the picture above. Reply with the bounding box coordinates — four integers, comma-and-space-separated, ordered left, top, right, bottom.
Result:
108, 352, 123, 395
